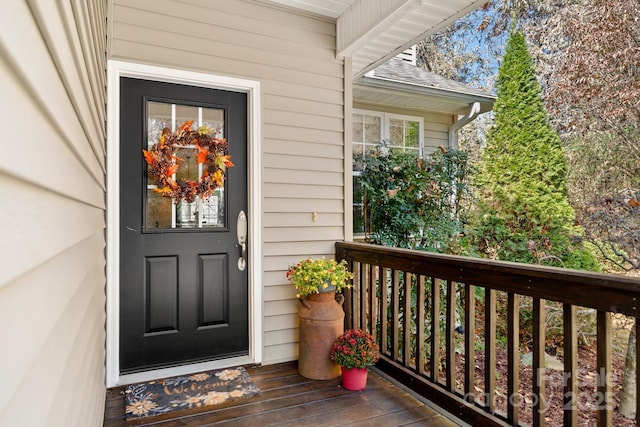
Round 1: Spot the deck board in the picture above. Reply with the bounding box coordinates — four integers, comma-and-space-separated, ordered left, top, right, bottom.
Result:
103, 362, 461, 426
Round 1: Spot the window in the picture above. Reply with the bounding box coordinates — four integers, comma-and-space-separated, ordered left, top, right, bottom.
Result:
352, 109, 424, 234
145, 101, 226, 230
388, 114, 421, 157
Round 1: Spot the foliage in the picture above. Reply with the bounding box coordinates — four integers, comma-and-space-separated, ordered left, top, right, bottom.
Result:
546, 0, 640, 148
544, 0, 640, 274
564, 133, 640, 271
469, 25, 598, 270
286, 258, 353, 298
416, 0, 575, 90
330, 329, 380, 369
142, 120, 233, 203
576, 196, 640, 271
360, 144, 473, 254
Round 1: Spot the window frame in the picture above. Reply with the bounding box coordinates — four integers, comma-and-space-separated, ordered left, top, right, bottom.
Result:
352, 109, 425, 237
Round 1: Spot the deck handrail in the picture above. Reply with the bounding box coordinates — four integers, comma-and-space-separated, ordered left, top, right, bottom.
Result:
336, 241, 640, 427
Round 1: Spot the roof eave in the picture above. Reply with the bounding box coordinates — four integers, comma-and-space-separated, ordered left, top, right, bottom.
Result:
354, 76, 495, 115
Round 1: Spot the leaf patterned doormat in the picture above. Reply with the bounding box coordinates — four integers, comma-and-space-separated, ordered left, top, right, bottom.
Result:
124, 367, 260, 421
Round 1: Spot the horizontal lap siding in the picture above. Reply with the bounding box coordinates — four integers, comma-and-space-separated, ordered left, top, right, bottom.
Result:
110, 0, 346, 365
0, 1, 107, 426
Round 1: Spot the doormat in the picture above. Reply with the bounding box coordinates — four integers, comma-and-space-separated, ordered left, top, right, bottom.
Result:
124, 367, 260, 421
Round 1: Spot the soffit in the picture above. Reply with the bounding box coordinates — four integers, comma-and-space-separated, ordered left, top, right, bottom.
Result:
266, 0, 487, 77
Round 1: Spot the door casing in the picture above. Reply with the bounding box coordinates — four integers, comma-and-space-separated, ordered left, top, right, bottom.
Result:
106, 60, 262, 387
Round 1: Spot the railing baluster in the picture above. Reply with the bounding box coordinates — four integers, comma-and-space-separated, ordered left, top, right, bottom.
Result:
507, 293, 520, 425
359, 261, 367, 330
465, 284, 475, 402
563, 304, 577, 427
392, 270, 400, 361
380, 267, 389, 356
417, 275, 426, 375
596, 310, 612, 427
369, 265, 378, 341
403, 273, 413, 367
636, 319, 640, 426
446, 280, 456, 391
533, 298, 546, 427
344, 260, 354, 330
485, 289, 496, 413
431, 277, 440, 382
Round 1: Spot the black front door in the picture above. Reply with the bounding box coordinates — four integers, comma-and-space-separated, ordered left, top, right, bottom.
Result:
119, 77, 248, 373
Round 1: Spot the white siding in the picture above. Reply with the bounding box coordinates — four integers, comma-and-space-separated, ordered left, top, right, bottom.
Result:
0, 1, 107, 426
110, 0, 346, 365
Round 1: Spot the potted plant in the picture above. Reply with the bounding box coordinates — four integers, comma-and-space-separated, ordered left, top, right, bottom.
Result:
286, 258, 353, 380
286, 258, 353, 298
330, 328, 381, 390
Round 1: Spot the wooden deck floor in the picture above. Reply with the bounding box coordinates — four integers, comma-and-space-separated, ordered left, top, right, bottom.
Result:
104, 361, 462, 426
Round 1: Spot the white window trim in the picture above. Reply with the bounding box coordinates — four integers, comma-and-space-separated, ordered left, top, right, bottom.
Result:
353, 109, 424, 153
106, 60, 262, 387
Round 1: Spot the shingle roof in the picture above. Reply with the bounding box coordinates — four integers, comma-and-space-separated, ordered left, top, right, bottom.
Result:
370, 58, 494, 99
353, 58, 495, 115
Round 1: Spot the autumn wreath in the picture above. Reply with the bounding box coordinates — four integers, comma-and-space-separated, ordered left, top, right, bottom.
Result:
142, 120, 234, 203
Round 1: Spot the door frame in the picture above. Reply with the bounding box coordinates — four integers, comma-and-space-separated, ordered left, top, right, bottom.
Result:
106, 60, 262, 387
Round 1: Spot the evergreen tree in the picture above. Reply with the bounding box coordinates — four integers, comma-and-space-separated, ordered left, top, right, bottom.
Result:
470, 24, 598, 270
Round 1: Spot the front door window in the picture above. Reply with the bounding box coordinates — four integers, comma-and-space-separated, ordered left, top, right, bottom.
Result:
145, 101, 227, 230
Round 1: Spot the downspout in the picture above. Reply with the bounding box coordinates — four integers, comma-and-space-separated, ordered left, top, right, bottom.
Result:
447, 102, 481, 218
448, 102, 481, 149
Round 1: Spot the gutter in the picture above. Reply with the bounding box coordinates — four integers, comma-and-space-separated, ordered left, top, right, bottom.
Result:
448, 102, 481, 149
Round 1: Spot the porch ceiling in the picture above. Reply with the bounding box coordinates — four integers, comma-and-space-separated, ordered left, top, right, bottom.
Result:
266, 0, 488, 78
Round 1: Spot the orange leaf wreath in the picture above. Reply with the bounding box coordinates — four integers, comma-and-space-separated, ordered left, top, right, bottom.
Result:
142, 120, 234, 203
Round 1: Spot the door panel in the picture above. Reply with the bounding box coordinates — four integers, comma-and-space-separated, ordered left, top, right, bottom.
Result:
199, 254, 228, 326
119, 77, 248, 373
144, 256, 178, 334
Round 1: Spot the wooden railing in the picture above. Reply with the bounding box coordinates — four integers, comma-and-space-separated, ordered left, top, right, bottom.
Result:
336, 241, 640, 427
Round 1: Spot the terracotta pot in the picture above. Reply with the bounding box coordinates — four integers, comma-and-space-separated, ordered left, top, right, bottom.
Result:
297, 291, 344, 380
340, 366, 368, 391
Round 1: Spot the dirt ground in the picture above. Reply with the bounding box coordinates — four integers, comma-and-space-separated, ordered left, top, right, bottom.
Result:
465, 338, 634, 427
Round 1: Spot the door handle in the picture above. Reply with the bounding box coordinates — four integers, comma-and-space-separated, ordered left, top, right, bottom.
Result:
237, 210, 247, 271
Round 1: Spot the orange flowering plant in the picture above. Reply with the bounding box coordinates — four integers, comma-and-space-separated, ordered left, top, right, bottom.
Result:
142, 120, 234, 203
330, 328, 380, 369
286, 258, 353, 298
